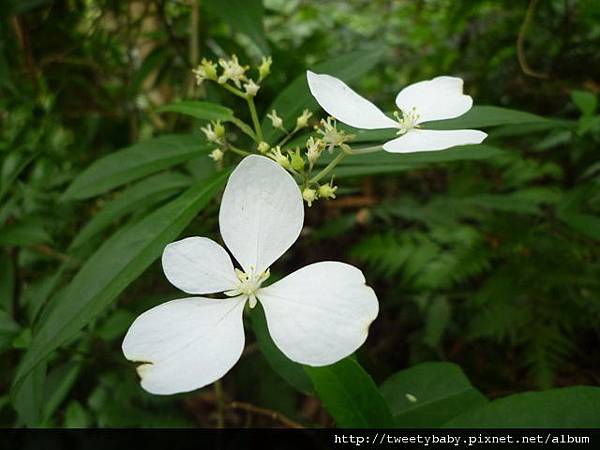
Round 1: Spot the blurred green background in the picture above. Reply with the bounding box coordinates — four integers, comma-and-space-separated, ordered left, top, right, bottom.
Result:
1, 0, 599, 427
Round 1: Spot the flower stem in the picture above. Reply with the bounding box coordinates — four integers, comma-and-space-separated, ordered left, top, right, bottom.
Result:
221, 83, 246, 99
277, 127, 299, 147
230, 117, 257, 142
246, 97, 264, 142
228, 144, 251, 157
309, 151, 346, 184
348, 145, 383, 155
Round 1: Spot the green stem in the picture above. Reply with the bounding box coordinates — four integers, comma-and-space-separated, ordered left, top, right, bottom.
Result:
277, 127, 299, 147
310, 151, 346, 184
228, 144, 251, 157
230, 117, 257, 142
221, 83, 246, 99
214, 380, 225, 428
348, 145, 383, 155
246, 97, 264, 142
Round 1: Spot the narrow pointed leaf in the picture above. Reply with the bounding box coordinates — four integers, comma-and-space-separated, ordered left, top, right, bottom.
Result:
157, 101, 234, 122
70, 172, 191, 249
13, 171, 228, 391
63, 134, 209, 200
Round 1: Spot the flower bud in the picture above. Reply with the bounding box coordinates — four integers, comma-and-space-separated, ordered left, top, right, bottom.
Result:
213, 120, 225, 139
267, 146, 290, 169
290, 148, 305, 171
296, 109, 313, 129
257, 141, 270, 154
192, 58, 218, 85
244, 79, 260, 97
209, 148, 224, 162
267, 110, 284, 129
302, 188, 317, 207
258, 56, 272, 81
318, 180, 338, 200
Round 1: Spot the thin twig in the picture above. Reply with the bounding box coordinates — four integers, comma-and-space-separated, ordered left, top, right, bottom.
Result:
227, 401, 304, 428
516, 0, 548, 79
31, 244, 73, 263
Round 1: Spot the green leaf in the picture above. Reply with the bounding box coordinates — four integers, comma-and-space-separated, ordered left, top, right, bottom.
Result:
424, 106, 554, 130
157, 101, 234, 122
42, 361, 82, 421
0, 218, 51, 247
444, 386, 600, 428
12, 171, 229, 391
262, 46, 384, 142
315, 144, 502, 179
571, 90, 597, 116
0, 310, 20, 353
12, 362, 46, 427
423, 298, 451, 348
557, 211, 600, 241
305, 358, 395, 428
380, 362, 488, 428
0, 252, 15, 314
204, 0, 268, 54
63, 134, 209, 200
64, 400, 92, 428
97, 309, 136, 342
250, 302, 313, 395
69, 172, 191, 249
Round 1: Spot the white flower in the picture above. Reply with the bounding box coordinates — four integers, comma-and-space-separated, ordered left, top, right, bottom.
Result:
218, 55, 248, 88
306, 71, 487, 153
122, 156, 378, 395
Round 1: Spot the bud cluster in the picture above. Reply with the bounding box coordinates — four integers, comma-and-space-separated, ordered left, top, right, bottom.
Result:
192, 55, 348, 206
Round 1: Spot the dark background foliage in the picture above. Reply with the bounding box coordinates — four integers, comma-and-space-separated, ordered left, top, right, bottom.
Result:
1, 0, 599, 427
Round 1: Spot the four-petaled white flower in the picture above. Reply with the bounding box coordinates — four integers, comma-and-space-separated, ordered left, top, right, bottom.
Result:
306, 71, 487, 153
122, 155, 379, 395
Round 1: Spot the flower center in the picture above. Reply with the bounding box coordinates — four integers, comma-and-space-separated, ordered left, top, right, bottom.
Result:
394, 108, 420, 135
225, 266, 270, 308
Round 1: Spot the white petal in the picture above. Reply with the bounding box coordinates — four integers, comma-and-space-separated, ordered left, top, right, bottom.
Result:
307, 71, 397, 130
383, 129, 487, 153
219, 155, 303, 274
395, 76, 473, 123
122, 296, 246, 395
162, 237, 238, 295
257, 261, 378, 366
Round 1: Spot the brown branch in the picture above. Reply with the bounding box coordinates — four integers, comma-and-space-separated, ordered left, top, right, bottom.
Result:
10, 16, 39, 89
31, 244, 73, 263
227, 401, 304, 429
516, 0, 548, 79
